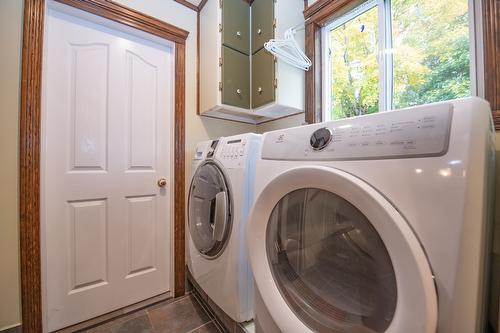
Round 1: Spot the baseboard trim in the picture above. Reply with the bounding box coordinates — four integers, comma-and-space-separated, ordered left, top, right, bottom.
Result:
53, 291, 172, 333
0, 324, 22, 333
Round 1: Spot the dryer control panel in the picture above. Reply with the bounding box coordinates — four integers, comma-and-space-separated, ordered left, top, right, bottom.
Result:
262, 102, 453, 160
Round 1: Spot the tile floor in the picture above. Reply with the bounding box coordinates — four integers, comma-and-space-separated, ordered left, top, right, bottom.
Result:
83, 294, 223, 333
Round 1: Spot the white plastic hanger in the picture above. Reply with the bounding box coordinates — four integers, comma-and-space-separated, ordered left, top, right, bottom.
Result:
264, 26, 312, 71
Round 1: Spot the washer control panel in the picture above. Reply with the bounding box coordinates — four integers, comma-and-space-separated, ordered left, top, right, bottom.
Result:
262, 102, 453, 160
216, 137, 248, 168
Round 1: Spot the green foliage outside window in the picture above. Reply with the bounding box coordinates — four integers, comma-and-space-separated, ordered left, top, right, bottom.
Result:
329, 0, 470, 120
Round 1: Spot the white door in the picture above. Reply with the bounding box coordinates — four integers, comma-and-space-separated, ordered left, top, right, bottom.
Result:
42, 7, 173, 331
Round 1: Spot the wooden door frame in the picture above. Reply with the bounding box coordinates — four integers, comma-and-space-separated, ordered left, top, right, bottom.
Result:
20, 1, 188, 331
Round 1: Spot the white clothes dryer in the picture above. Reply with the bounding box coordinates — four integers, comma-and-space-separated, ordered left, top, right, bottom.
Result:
187, 133, 261, 322
247, 98, 494, 333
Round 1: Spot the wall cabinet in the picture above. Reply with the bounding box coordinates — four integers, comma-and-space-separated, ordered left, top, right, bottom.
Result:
484, 0, 500, 130
251, 0, 274, 55
252, 47, 275, 108
222, 0, 249, 55
222, 45, 250, 108
199, 0, 305, 124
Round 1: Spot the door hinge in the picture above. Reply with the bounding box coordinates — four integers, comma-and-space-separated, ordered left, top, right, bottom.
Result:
274, 78, 278, 88
219, 57, 223, 66
219, 82, 223, 91
219, 24, 223, 32
273, 18, 277, 29
219, 0, 222, 8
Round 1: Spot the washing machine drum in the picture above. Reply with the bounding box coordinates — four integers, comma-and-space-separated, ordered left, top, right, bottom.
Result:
267, 188, 397, 332
189, 161, 232, 258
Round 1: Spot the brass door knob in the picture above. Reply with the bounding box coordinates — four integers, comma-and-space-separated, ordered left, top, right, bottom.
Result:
157, 178, 167, 188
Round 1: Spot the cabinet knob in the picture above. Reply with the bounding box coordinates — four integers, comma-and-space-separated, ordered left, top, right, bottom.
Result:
257, 87, 263, 94
257, 28, 262, 35
236, 31, 241, 37
236, 89, 241, 95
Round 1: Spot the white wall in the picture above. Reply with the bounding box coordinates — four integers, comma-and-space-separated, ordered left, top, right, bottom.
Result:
257, 114, 305, 133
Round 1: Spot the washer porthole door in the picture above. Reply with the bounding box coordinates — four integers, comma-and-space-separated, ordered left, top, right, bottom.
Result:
188, 162, 232, 258
267, 188, 396, 332
248, 166, 438, 333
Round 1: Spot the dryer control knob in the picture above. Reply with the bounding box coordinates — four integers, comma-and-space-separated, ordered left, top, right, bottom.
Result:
310, 127, 333, 150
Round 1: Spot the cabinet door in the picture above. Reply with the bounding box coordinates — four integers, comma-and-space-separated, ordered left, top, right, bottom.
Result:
252, 47, 275, 108
222, 0, 250, 55
222, 45, 250, 109
251, 0, 274, 55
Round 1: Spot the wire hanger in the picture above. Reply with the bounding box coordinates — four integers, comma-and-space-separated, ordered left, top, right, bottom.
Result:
264, 25, 312, 71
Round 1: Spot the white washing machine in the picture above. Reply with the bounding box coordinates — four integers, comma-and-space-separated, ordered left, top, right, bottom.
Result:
187, 133, 261, 322
247, 98, 495, 333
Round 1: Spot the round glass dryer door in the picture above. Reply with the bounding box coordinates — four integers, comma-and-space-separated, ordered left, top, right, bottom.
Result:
188, 162, 231, 258
267, 188, 396, 332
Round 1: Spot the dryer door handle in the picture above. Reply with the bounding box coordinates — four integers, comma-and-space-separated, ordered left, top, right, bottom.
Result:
213, 191, 228, 242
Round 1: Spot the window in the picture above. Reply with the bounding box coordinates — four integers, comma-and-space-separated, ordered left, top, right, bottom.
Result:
322, 0, 481, 121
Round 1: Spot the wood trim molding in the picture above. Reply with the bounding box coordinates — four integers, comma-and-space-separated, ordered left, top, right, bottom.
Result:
20, 1, 188, 331
493, 109, 500, 130
304, 0, 353, 23
174, 42, 186, 297
303, 0, 355, 123
198, 0, 209, 12
55, 0, 189, 44
304, 22, 318, 124
173, 0, 213, 13
483, 0, 500, 130
197, 11, 201, 115
303, 0, 331, 20
174, 0, 199, 12
20, 1, 45, 332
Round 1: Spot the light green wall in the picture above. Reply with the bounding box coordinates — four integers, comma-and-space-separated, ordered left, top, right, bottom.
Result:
0, 0, 23, 329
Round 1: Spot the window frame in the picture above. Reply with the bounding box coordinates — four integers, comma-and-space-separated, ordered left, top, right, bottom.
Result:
305, 0, 485, 124
321, 0, 384, 122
